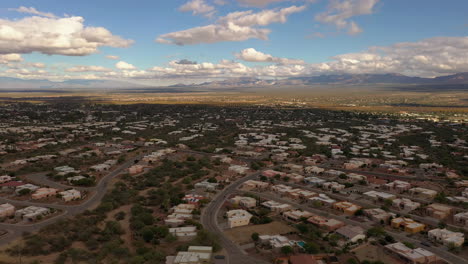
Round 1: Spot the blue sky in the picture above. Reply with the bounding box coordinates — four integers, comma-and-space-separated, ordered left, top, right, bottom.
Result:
0, 0, 467, 85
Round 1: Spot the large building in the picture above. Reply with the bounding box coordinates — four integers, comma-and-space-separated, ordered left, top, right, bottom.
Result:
226, 209, 252, 228
229, 196, 257, 208
384, 242, 438, 264
428, 228, 464, 247
425, 203, 453, 220
333, 201, 361, 216
391, 217, 425, 233
166, 246, 212, 264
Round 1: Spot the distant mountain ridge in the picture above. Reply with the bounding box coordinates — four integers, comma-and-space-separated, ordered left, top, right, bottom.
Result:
0, 73, 467, 89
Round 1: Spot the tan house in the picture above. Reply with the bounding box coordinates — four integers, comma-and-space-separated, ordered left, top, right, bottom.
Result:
226, 209, 252, 228
31, 188, 58, 200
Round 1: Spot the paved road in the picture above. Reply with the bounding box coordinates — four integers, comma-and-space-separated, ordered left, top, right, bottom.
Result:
24, 172, 95, 192
281, 180, 468, 233
201, 170, 272, 264
246, 190, 468, 264
0, 151, 149, 246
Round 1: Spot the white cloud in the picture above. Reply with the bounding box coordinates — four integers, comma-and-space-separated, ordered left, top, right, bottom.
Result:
0, 53, 23, 64
116, 61, 136, 70
10, 6, 56, 18
157, 5, 305, 45
236, 48, 304, 64
106, 55, 120, 60
308, 36, 468, 77
315, 0, 379, 35
66, 65, 113, 72
0, 16, 134, 56
179, 0, 216, 18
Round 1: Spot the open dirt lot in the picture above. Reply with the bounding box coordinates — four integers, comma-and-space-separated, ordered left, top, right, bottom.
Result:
224, 221, 295, 245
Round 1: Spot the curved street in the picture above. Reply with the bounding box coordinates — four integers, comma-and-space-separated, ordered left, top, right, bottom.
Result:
201, 169, 274, 264
0, 151, 149, 247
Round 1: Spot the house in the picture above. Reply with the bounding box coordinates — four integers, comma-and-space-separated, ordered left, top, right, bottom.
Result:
363, 191, 396, 201
262, 170, 286, 178
241, 180, 269, 191
169, 226, 197, 241
0, 203, 15, 218
31, 188, 59, 200
166, 246, 212, 264
261, 200, 292, 213
54, 166, 79, 176
304, 177, 326, 186
384, 242, 438, 264
0, 175, 12, 184
182, 194, 205, 206
409, 187, 437, 200
304, 166, 325, 174
333, 201, 362, 216
425, 203, 453, 220
59, 189, 81, 202
346, 173, 367, 183
392, 198, 421, 212
15, 206, 50, 221
391, 217, 425, 233
229, 196, 257, 208
259, 235, 294, 252
194, 181, 218, 191
287, 173, 305, 183
67, 175, 87, 184
307, 215, 345, 231
15, 183, 39, 195
364, 208, 395, 223
128, 165, 145, 175
322, 182, 345, 192
165, 204, 195, 227
90, 163, 111, 172
384, 180, 412, 193
282, 210, 313, 222
271, 184, 293, 196
454, 212, 468, 227
309, 194, 336, 207
335, 225, 366, 243
228, 165, 249, 174
226, 209, 252, 228
428, 228, 464, 247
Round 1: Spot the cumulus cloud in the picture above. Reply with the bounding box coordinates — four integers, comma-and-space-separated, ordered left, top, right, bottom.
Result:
116, 61, 136, 70
176, 59, 198, 65
309, 36, 468, 77
315, 0, 379, 35
157, 5, 305, 45
179, 0, 216, 18
236, 48, 304, 64
106, 55, 120, 60
0, 53, 23, 64
0, 16, 134, 56
66, 65, 112, 72
10, 6, 57, 18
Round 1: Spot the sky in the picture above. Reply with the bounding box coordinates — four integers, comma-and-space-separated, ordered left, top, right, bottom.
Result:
0, 0, 467, 85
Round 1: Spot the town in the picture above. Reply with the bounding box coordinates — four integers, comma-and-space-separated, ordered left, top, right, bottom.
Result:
0, 103, 466, 264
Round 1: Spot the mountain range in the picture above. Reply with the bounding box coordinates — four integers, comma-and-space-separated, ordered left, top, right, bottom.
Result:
1, 72, 468, 90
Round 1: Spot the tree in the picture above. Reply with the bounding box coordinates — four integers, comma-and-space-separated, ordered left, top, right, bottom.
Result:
251, 232, 259, 242
281, 245, 293, 255
303, 242, 319, 254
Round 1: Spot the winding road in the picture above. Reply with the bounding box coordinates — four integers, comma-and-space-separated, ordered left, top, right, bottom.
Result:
0, 151, 149, 246
200, 169, 272, 264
